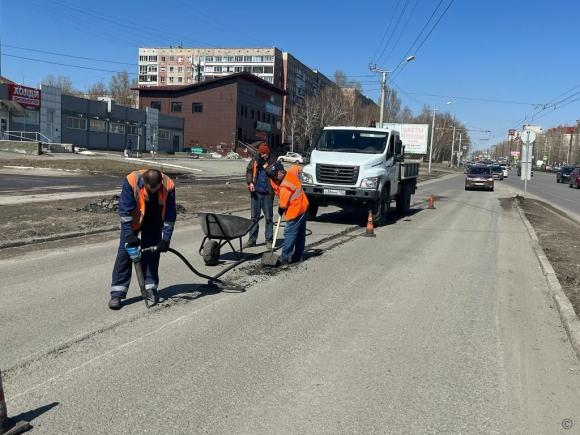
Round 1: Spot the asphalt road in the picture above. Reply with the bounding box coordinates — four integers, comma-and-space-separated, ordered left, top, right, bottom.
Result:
503, 169, 580, 220
0, 171, 122, 195
2, 175, 580, 433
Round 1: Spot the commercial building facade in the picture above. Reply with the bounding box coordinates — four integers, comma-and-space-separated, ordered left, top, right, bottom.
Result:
0, 80, 184, 152
137, 72, 284, 152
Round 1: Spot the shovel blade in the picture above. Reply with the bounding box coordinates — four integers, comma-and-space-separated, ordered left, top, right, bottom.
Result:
261, 252, 280, 267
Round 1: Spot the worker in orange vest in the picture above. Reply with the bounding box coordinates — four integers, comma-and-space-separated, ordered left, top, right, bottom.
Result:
109, 169, 176, 310
267, 162, 309, 264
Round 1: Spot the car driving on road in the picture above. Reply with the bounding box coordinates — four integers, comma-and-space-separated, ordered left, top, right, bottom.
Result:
557, 165, 576, 183
277, 152, 304, 164
569, 168, 580, 189
490, 165, 504, 181
465, 166, 494, 191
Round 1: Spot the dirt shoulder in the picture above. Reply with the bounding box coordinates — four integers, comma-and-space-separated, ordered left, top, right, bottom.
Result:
518, 196, 580, 317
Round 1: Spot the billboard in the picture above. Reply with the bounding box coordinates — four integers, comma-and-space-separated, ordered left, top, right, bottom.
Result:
8, 84, 41, 110
377, 123, 429, 154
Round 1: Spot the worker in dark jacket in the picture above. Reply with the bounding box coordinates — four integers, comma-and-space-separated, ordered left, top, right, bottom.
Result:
109, 169, 176, 310
245, 142, 276, 250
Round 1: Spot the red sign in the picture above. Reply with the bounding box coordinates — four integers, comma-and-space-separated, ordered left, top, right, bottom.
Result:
8, 84, 41, 110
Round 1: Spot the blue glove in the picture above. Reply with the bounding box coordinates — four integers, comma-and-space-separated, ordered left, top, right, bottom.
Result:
124, 243, 141, 261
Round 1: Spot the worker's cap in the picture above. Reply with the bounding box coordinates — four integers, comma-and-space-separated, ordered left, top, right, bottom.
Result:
266, 161, 285, 179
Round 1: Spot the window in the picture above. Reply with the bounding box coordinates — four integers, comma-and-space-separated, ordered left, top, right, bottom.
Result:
160, 67, 166, 72
205, 56, 213, 62
198, 56, 205, 62
161, 56, 166, 62
264, 55, 274, 62
148, 56, 157, 62
148, 65, 157, 72
169, 56, 174, 62
169, 66, 174, 72
264, 66, 273, 74
214, 66, 222, 72
139, 55, 147, 61
150, 101, 162, 110
214, 56, 222, 62
171, 102, 182, 112
169, 77, 174, 83
225, 56, 234, 62
252, 56, 263, 62
235, 56, 243, 62
178, 77, 183, 83
158, 129, 170, 139
160, 77, 166, 83
243, 56, 252, 62
90, 119, 106, 132
386, 135, 395, 159
139, 65, 148, 73
178, 66, 183, 72
243, 66, 252, 72
234, 66, 242, 72
178, 57, 183, 63
109, 122, 126, 134
252, 66, 264, 74
205, 66, 214, 73
127, 124, 138, 135
192, 102, 203, 113
66, 116, 86, 130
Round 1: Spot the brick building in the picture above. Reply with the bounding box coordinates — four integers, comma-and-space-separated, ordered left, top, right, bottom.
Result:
136, 72, 285, 154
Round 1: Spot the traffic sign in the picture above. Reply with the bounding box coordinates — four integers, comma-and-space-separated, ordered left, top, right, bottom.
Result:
521, 129, 536, 144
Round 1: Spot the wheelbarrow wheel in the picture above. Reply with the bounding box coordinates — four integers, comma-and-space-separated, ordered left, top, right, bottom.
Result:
202, 240, 220, 266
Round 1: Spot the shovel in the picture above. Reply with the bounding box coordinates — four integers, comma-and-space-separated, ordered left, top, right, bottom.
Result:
261, 215, 282, 267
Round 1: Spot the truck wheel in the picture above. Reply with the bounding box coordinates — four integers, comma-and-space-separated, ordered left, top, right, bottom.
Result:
372, 189, 389, 226
307, 203, 318, 221
396, 185, 411, 216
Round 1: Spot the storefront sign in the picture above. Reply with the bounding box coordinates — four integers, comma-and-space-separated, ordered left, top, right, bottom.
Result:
256, 120, 271, 132
8, 84, 41, 110
265, 102, 281, 116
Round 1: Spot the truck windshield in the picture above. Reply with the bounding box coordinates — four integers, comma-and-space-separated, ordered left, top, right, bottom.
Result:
316, 130, 388, 154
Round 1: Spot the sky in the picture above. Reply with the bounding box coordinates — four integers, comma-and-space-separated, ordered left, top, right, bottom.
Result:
1, 0, 580, 150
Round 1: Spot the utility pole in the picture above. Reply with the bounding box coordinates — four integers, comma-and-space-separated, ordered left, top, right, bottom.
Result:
428, 108, 437, 173
450, 125, 456, 167
567, 128, 573, 165
369, 64, 389, 126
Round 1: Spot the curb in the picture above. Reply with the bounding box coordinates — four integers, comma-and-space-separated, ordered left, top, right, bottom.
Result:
515, 200, 580, 361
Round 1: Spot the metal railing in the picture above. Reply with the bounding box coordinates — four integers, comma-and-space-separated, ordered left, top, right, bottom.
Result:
1, 130, 53, 143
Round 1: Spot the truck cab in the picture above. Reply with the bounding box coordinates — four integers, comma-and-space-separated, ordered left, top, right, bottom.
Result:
300, 126, 418, 225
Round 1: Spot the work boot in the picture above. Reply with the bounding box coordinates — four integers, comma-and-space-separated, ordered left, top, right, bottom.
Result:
265, 240, 273, 250
243, 239, 256, 248
108, 297, 122, 310
146, 287, 159, 304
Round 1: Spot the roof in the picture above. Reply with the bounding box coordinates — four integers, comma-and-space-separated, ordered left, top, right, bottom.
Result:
0, 76, 16, 85
323, 126, 393, 132
134, 72, 285, 95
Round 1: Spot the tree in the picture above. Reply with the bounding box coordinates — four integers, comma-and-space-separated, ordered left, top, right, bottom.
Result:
109, 71, 137, 107
86, 81, 108, 100
41, 74, 80, 96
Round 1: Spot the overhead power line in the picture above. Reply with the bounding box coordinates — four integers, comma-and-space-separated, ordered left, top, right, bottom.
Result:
1, 44, 137, 66
3, 53, 137, 75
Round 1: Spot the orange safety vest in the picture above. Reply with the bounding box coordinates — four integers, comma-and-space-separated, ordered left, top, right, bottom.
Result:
126, 170, 175, 231
271, 165, 309, 220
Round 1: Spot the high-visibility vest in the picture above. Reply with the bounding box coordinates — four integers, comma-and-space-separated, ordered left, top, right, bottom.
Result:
271, 165, 309, 220
126, 170, 175, 231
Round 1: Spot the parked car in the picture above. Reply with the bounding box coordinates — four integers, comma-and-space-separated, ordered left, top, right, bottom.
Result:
277, 152, 304, 164
569, 168, 580, 189
465, 166, 494, 191
490, 165, 504, 180
499, 163, 509, 178
557, 165, 576, 183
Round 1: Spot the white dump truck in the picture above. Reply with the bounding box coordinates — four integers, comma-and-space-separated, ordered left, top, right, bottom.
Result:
300, 126, 420, 224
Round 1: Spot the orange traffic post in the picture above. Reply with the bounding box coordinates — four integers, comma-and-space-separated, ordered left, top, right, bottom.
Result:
428, 195, 435, 209
364, 210, 376, 238
0, 370, 31, 435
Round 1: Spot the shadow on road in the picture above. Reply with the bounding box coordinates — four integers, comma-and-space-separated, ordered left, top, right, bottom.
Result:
11, 401, 59, 423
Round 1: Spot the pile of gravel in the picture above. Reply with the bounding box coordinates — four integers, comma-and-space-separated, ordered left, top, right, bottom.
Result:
77, 195, 186, 214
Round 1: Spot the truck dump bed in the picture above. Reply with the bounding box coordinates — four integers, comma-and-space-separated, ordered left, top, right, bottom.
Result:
401, 161, 420, 179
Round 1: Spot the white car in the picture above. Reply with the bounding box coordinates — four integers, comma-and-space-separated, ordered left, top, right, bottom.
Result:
277, 152, 304, 164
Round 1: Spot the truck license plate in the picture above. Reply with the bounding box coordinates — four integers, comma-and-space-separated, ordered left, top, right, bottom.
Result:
324, 189, 346, 196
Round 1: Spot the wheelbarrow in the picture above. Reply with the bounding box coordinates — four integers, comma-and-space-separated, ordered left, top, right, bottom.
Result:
198, 212, 262, 266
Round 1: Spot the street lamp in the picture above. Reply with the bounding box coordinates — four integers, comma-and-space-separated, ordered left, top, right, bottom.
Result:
370, 55, 416, 126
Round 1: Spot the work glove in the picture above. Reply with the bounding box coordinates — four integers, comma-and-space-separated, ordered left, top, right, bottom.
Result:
156, 240, 170, 253
125, 234, 140, 247
278, 207, 286, 217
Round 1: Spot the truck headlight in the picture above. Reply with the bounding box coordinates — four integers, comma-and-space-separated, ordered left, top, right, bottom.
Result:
361, 177, 379, 189
301, 172, 313, 184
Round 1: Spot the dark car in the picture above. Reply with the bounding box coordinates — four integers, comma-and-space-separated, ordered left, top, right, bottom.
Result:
557, 165, 576, 183
490, 165, 504, 180
569, 168, 580, 189
465, 166, 494, 191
